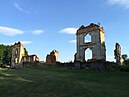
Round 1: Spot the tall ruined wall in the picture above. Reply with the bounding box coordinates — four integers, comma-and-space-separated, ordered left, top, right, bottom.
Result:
114, 43, 122, 65
11, 42, 25, 67
75, 23, 106, 62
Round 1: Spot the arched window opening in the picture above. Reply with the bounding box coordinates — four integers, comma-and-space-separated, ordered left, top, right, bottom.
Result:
15, 49, 18, 55
84, 34, 91, 43
85, 48, 92, 61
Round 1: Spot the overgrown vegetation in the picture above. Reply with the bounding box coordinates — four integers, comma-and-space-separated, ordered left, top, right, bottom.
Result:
0, 44, 12, 67
121, 59, 129, 71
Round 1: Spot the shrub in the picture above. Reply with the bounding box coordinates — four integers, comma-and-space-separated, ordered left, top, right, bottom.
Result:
124, 59, 129, 71
87, 58, 97, 62
106, 62, 121, 71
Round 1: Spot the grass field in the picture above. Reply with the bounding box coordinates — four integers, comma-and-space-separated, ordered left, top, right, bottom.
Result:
0, 65, 129, 97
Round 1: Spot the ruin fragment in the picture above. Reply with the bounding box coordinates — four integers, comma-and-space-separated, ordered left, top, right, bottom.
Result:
114, 43, 122, 65
46, 50, 59, 64
11, 41, 39, 67
74, 23, 106, 62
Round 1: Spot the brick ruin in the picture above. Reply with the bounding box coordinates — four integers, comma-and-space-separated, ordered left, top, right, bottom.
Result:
114, 43, 122, 65
22, 55, 39, 63
11, 23, 123, 68
74, 23, 106, 62
11, 42, 39, 67
46, 50, 59, 64
11, 42, 25, 67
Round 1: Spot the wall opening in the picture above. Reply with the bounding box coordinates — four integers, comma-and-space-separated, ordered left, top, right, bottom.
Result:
15, 49, 18, 55
15, 58, 18, 63
84, 34, 91, 43
85, 48, 92, 61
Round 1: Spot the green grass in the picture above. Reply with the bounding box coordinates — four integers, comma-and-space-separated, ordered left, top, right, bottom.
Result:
0, 65, 129, 97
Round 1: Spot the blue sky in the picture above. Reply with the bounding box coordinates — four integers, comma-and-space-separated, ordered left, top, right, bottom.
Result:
0, 0, 129, 62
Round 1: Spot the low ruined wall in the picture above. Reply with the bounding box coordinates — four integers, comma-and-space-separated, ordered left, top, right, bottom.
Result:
22, 62, 40, 67
56, 63, 74, 68
57, 62, 109, 71
74, 62, 109, 71
11, 62, 40, 68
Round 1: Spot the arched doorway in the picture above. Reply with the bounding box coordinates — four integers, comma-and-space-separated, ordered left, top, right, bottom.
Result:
85, 48, 92, 61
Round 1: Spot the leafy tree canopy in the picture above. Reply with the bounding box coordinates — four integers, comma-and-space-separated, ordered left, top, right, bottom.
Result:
122, 54, 128, 61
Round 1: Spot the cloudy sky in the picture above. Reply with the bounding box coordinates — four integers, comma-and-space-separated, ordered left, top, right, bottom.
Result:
0, 0, 129, 62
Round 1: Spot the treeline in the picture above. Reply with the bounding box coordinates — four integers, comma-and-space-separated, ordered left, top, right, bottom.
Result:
0, 44, 12, 67
0, 44, 28, 67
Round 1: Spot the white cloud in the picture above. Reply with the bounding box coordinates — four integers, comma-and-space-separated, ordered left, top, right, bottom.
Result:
32, 30, 44, 35
60, 28, 78, 34
69, 40, 76, 43
107, 0, 129, 8
0, 26, 45, 36
0, 26, 24, 36
0, 41, 32, 46
20, 41, 32, 45
14, 3, 30, 14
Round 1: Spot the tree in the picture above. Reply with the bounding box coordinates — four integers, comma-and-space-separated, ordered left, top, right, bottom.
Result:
24, 48, 28, 56
0, 44, 5, 67
2, 46, 12, 66
124, 59, 129, 71
122, 54, 128, 61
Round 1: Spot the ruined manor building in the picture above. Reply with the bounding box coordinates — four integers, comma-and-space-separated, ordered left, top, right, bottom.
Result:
75, 23, 106, 62
11, 42, 39, 67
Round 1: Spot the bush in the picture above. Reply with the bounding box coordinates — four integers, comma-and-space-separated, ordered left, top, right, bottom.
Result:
106, 62, 121, 71
87, 58, 97, 62
124, 59, 129, 71
124, 59, 129, 66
